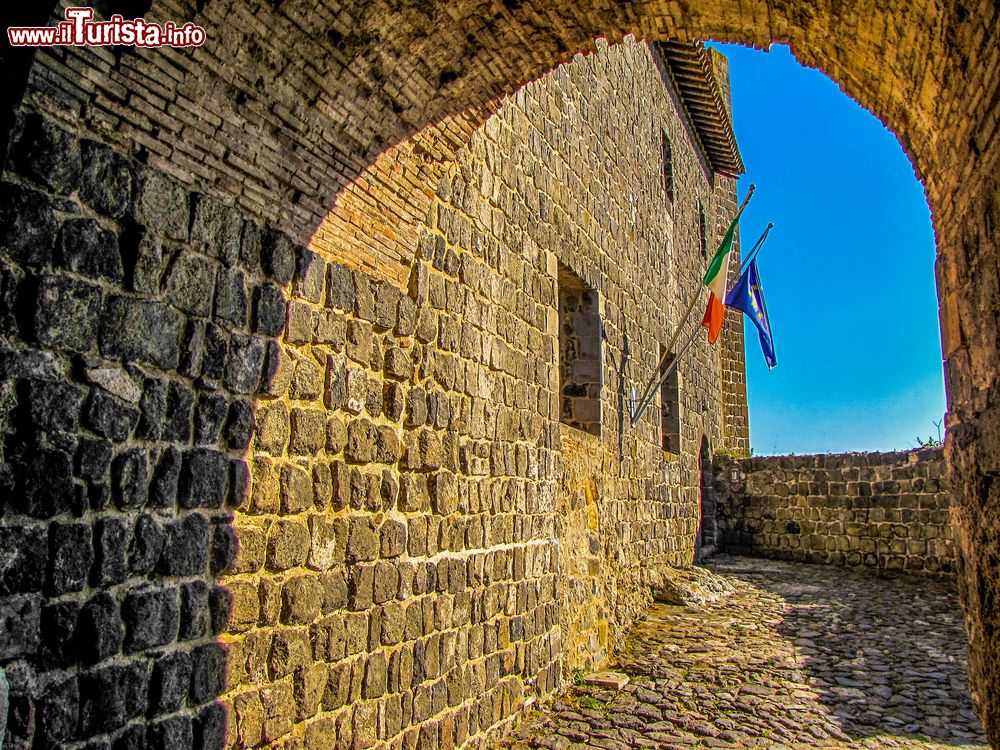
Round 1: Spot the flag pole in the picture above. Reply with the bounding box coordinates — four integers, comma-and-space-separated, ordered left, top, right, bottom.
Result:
630, 320, 702, 426
630, 221, 765, 428
631, 184, 756, 421
737, 222, 773, 276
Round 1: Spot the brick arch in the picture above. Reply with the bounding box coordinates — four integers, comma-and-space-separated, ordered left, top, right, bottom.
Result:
5, 0, 999, 746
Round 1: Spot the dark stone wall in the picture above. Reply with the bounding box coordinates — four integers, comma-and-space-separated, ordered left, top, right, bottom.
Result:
712, 449, 955, 576
0, 110, 277, 748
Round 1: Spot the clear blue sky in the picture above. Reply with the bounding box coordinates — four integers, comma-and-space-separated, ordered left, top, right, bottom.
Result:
707, 43, 946, 455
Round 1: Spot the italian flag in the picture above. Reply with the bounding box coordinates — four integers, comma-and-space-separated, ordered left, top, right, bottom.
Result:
701, 215, 738, 344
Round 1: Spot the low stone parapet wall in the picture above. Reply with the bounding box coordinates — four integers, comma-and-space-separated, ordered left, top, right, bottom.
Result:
712, 448, 954, 575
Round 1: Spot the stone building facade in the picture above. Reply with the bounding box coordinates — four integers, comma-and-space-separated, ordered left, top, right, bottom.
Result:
0, 19, 752, 750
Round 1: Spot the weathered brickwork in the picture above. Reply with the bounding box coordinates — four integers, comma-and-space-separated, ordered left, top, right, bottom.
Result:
4, 0, 1000, 744
712, 449, 955, 575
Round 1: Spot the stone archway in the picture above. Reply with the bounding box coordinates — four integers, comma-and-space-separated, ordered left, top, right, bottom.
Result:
2, 0, 999, 745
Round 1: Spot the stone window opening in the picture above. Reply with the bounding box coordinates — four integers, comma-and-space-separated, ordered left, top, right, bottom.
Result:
660, 344, 681, 453
698, 200, 708, 259
661, 130, 674, 206
558, 262, 602, 436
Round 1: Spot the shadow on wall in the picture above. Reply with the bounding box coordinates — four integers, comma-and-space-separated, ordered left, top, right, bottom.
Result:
0, 107, 558, 749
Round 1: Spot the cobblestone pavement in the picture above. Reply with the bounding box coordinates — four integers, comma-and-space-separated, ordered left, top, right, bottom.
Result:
499, 556, 987, 750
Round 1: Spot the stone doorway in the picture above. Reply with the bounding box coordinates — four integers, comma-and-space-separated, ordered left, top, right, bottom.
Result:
698, 436, 717, 562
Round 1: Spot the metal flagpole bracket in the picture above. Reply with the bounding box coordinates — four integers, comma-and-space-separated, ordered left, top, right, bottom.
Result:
630, 322, 701, 427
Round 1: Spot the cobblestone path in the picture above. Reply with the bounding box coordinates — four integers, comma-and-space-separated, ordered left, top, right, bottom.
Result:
499, 556, 987, 750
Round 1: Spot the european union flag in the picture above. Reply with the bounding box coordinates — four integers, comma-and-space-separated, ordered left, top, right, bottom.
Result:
725, 258, 777, 369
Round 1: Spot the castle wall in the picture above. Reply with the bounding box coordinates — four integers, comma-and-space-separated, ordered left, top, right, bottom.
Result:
713, 449, 955, 575
0, 35, 745, 750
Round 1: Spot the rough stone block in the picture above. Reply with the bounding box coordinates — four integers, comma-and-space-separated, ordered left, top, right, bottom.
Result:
200, 322, 229, 381
34, 274, 102, 351
295, 247, 326, 303
24, 379, 84, 435
289, 355, 323, 401
374, 281, 401, 330
346, 516, 379, 563
255, 399, 289, 455
226, 333, 266, 393
347, 564, 374, 611
346, 419, 401, 464
229, 458, 251, 510
80, 139, 134, 218
38, 676, 79, 745
290, 408, 326, 455
280, 462, 313, 514
112, 447, 149, 510
179, 448, 230, 509
384, 347, 413, 380
0, 594, 41, 659
380, 519, 407, 559
122, 586, 178, 652
60, 218, 123, 282
0, 524, 47, 594
75, 592, 123, 665
92, 516, 128, 587
47, 521, 93, 595
134, 170, 189, 241
195, 701, 227, 750
373, 561, 399, 605
124, 516, 162, 579
266, 519, 310, 571
194, 392, 227, 444
1, 181, 59, 266
18, 444, 75, 518
215, 267, 248, 326
148, 445, 181, 509
148, 714, 193, 750
100, 296, 182, 369
223, 398, 254, 450
253, 282, 286, 336
179, 580, 211, 640
160, 514, 209, 577
189, 642, 227, 704
86, 389, 140, 443
281, 576, 324, 624
191, 193, 242, 262
306, 516, 345, 572
327, 263, 354, 311
261, 229, 296, 284
165, 252, 218, 317
151, 649, 191, 714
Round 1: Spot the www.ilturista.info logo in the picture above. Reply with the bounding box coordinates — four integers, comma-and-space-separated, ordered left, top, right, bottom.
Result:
7, 6, 206, 48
